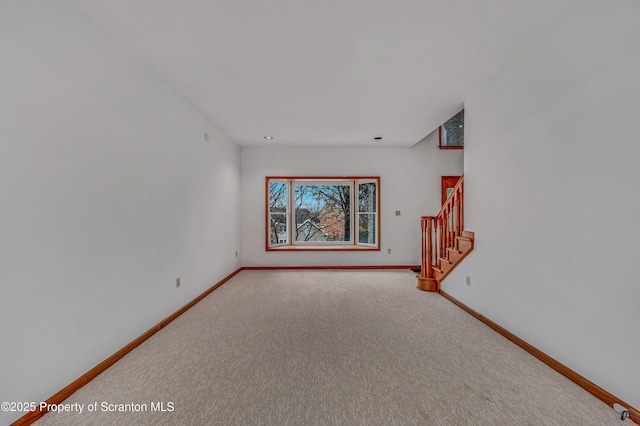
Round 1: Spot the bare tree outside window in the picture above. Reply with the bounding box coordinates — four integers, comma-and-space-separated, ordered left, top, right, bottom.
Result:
269, 181, 288, 245
358, 181, 377, 245
294, 184, 351, 242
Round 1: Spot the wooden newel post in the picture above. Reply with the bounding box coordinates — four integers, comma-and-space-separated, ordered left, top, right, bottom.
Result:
426, 216, 434, 278
420, 217, 427, 277
417, 216, 438, 292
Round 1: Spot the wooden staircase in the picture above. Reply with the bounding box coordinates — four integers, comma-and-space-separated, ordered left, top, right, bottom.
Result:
417, 175, 474, 292
431, 230, 474, 282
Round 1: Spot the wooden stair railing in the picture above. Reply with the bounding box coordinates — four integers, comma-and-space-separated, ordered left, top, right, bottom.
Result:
417, 175, 474, 292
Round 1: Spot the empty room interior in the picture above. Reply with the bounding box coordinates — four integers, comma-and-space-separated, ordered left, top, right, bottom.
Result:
1, 0, 639, 425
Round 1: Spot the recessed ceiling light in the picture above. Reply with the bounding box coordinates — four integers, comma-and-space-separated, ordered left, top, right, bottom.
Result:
264, 136, 274, 140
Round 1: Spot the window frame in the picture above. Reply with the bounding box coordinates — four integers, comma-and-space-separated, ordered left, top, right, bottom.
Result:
441, 176, 461, 205
439, 109, 465, 150
267, 179, 289, 247
357, 179, 378, 247
265, 176, 380, 251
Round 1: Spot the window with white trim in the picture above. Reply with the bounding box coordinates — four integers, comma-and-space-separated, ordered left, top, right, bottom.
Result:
357, 181, 377, 246
267, 177, 380, 250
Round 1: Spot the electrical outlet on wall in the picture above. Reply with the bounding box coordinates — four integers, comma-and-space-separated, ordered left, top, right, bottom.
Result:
466, 276, 471, 286
387, 249, 391, 254
176, 277, 181, 288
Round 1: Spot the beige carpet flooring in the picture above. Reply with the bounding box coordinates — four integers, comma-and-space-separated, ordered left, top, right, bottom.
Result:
35, 270, 623, 425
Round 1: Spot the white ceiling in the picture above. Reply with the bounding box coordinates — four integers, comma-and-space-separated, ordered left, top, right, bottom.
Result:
71, 0, 585, 147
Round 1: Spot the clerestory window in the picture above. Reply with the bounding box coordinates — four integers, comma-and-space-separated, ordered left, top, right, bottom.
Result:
266, 177, 380, 251
439, 109, 464, 149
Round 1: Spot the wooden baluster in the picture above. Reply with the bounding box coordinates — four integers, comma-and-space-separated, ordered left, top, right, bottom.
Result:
451, 200, 455, 245
456, 188, 462, 238
436, 215, 446, 265
440, 209, 449, 255
443, 210, 447, 254
447, 203, 452, 251
451, 192, 457, 241
452, 197, 456, 241
460, 181, 464, 232
435, 217, 440, 265
441, 213, 446, 259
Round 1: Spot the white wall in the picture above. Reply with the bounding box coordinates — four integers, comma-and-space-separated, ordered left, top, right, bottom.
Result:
240, 133, 463, 266
0, 2, 240, 423
445, 0, 640, 409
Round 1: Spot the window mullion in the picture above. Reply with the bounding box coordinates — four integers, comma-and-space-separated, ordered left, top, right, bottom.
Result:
350, 181, 355, 245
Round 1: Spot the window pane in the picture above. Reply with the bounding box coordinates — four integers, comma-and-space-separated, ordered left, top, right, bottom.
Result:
441, 109, 464, 147
269, 213, 287, 245
269, 181, 287, 213
294, 184, 351, 242
358, 213, 376, 245
358, 182, 377, 212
